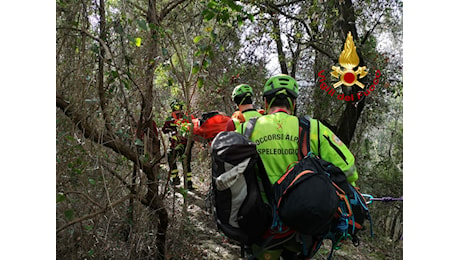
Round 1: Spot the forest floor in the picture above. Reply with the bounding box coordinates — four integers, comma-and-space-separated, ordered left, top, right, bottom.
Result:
162, 146, 402, 260
163, 180, 402, 259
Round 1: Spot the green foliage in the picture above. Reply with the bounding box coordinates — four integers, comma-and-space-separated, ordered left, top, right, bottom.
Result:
64, 209, 74, 221
136, 19, 148, 31
56, 193, 66, 203
88, 178, 97, 185
202, 0, 252, 25
56, 0, 403, 258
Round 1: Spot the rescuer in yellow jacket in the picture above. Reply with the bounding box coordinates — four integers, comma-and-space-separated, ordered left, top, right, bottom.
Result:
237, 74, 359, 259
226, 84, 263, 131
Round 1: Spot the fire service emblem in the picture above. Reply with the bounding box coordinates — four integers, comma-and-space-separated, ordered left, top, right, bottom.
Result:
331, 32, 368, 89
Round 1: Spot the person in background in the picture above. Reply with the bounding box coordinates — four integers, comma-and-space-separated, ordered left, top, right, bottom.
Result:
162, 99, 196, 190
225, 84, 263, 131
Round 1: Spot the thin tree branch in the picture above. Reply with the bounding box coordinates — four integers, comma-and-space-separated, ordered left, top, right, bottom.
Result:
308, 42, 335, 61
56, 95, 163, 170
100, 161, 131, 187
56, 194, 135, 234
274, 0, 307, 8
126, 0, 148, 16
164, 31, 187, 87
264, 2, 313, 39
56, 26, 146, 103
159, 0, 188, 21
56, 27, 113, 61
361, 11, 385, 45
65, 191, 104, 209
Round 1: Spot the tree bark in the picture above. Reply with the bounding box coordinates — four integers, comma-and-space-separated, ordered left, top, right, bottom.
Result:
271, 14, 288, 75
333, 0, 366, 146
97, 0, 114, 135
57, 96, 138, 163
142, 1, 168, 258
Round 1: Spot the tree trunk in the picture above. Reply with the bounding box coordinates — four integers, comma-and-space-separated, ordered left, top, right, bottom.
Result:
333, 0, 367, 146
97, 0, 114, 135
142, 1, 168, 259
335, 99, 366, 146
271, 14, 288, 75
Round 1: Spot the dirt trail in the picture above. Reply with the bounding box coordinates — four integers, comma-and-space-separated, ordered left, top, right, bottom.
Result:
166, 186, 242, 260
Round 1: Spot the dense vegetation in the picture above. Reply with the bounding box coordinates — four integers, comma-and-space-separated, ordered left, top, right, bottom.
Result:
56, 0, 402, 259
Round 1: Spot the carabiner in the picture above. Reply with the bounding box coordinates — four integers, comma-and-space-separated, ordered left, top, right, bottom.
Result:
361, 193, 374, 205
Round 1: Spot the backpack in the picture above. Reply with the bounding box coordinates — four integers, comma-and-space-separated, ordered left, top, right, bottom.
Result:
272, 116, 372, 259
210, 119, 272, 245
273, 155, 339, 236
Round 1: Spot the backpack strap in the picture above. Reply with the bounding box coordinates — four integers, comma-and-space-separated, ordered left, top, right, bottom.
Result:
240, 116, 279, 259
243, 117, 274, 202
317, 119, 321, 158
298, 116, 322, 159
298, 116, 311, 159
243, 117, 259, 138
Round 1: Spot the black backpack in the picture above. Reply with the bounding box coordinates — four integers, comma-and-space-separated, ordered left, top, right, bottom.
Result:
210, 119, 272, 245
273, 155, 339, 236
272, 116, 372, 259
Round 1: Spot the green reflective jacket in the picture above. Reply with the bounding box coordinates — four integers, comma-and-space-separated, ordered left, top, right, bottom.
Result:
238, 111, 358, 185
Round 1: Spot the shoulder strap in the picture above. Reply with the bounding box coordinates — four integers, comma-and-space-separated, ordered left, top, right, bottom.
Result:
298, 116, 311, 159
243, 117, 259, 138
242, 117, 274, 203
317, 119, 321, 158
298, 116, 323, 158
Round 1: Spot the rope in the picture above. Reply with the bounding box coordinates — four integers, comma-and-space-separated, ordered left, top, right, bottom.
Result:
361, 194, 403, 240
361, 194, 403, 204
372, 196, 403, 202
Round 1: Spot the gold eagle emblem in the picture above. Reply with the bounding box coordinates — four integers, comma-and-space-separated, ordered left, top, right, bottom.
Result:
331, 32, 368, 89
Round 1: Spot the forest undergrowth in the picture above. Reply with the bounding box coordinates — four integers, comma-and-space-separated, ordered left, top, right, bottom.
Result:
56, 141, 402, 260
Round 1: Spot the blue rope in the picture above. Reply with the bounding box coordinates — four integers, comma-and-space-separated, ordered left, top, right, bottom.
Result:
302, 235, 308, 256
271, 205, 280, 231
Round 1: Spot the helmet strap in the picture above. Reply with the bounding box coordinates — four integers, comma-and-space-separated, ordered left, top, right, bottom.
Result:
287, 97, 294, 114
266, 96, 276, 112
237, 93, 251, 106
265, 89, 295, 114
